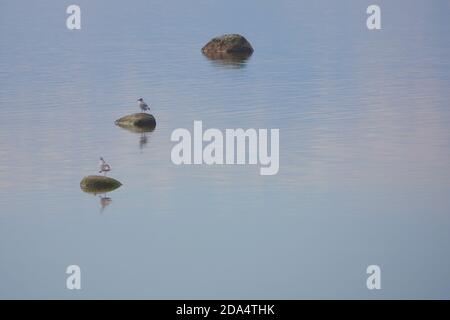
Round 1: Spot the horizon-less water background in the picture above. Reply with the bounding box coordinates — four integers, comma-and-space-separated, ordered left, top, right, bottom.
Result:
1, 0, 450, 299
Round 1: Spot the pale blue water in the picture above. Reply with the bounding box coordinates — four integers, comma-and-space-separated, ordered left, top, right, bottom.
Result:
0, 0, 450, 299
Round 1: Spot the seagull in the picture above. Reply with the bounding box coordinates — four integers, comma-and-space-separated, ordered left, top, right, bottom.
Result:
98, 157, 111, 176
137, 98, 150, 112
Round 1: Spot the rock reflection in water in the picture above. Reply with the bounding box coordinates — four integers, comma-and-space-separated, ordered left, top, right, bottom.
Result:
115, 119, 155, 150
202, 51, 252, 69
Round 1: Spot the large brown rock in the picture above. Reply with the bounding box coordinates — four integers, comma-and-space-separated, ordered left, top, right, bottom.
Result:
202, 34, 254, 58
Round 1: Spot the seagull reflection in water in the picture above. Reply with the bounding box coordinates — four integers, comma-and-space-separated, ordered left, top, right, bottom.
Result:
99, 194, 112, 213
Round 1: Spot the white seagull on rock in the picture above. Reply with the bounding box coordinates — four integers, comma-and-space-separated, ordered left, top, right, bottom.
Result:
137, 98, 150, 112
98, 157, 111, 176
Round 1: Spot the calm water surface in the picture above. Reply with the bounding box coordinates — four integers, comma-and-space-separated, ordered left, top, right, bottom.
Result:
0, 0, 450, 298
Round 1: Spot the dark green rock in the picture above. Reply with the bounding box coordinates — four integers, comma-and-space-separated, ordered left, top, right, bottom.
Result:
80, 175, 122, 194
115, 113, 156, 131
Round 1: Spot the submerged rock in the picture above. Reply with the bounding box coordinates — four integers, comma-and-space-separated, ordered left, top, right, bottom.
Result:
202, 34, 254, 58
80, 175, 122, 194
115, 113, 156, 131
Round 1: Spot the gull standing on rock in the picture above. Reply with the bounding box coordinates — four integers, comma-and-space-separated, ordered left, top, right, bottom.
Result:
137, 98, 150, 112
99, 157, 111, 176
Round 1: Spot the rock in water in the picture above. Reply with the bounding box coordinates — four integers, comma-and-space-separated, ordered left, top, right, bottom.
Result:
80, 175, 122, 194
202, 34, 254, 58
115, 113, 156, 131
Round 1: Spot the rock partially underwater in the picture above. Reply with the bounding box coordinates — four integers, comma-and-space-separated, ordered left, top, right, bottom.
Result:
202, 34, 254, 60
115, 113, 156, 132
80, 175, 122, 194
